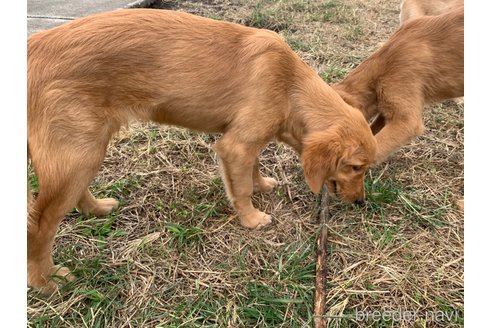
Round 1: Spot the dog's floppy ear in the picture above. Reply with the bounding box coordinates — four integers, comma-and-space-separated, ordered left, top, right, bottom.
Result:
301, 129, 343, 194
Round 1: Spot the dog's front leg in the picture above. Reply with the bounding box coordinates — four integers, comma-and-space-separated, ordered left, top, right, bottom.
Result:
373, 113, 424, 163
214, 136, 272, 229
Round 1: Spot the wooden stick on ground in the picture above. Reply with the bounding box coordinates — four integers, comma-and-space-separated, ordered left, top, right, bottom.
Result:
314, 187, 329, 328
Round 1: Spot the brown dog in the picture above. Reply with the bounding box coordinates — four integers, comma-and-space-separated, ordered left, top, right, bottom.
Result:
27, 9, 376, 292
333, 6, 463, 164
399, 0, 463, 24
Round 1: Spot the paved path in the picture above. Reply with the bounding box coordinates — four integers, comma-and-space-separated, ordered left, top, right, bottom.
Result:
28, 0, 155, 35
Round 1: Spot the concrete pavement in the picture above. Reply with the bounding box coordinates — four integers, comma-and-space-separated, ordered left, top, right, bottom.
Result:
28, 0, 156, 35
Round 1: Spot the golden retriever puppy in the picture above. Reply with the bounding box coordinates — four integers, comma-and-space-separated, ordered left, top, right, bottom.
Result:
28, 9, 376, 292
399, 0, 463, 24
333, 6, 463, 164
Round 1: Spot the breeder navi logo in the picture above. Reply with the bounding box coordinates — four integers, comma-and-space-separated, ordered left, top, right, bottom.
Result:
355, 308, 461, 323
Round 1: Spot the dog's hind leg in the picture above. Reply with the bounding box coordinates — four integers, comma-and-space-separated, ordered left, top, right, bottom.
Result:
27, 136, 110, 293
253, 158, 278, 193
28, 188, 78, 293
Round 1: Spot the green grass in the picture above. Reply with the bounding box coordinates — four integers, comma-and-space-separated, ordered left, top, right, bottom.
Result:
433, 296, 464, 324
102, 177, 141, 199
165, 179, 230, 226
365, 174, 401, 207
399, 193, 450, 229
29, 171, 38, 193
28, 0, 463, 327
285, 35, 319, 53
366, 223, 400, 249
344, 25, 364, 41
73, 212, 121, 239
320, 65, 349, 83
226, 240, 316, 326
244, 2, 292, 32
309, 0, 359, 24
31, 239, 316, 327
164, 222, 204, 248
244, 0, 362, 37
28, 255, 131, 327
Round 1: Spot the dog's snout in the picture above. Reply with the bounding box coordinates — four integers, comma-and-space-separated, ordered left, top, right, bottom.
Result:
354, 198, 365, 206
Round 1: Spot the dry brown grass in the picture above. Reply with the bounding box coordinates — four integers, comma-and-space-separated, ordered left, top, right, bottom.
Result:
28, 0, 463, 327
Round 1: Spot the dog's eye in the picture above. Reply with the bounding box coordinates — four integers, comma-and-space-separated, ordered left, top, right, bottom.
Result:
352, 165, 362, 172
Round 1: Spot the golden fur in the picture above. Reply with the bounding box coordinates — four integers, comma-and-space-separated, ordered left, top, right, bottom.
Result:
27, 9, 376, 292
333, 6, 463, 164
399, 0, 463, 24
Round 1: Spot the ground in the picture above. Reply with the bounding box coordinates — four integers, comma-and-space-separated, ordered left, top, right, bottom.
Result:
27, 0, 464, 327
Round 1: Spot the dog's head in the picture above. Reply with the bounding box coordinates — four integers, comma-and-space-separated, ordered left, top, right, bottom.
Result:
301, 116, 376, 204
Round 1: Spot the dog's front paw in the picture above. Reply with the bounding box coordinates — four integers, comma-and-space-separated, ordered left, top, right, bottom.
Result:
240, 210, 272, 229
254, 177, 278, 193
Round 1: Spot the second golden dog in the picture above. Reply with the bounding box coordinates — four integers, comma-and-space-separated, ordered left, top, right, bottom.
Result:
334, 6, 463, 163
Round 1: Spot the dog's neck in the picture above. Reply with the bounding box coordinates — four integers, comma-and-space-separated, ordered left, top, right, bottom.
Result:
332, 57, 381, 121
277, 71, 358, 154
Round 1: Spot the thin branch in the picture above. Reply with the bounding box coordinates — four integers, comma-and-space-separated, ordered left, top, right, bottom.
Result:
314, 188, 329, 328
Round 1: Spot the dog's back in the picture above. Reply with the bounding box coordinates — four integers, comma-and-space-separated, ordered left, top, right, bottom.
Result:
27, 9, 296, 135
399, 0, 463, 24
395, 7, 464, 101
347, 7, 464, 105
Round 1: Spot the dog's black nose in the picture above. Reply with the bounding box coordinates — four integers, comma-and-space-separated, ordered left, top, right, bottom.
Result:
354, 198, 365, 206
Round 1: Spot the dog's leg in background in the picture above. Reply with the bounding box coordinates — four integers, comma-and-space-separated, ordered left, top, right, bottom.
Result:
214, 134, 272, 229
373, 104, 424, 163
399, 0, 424, 24
77, 189, 119, 216
252, 159, 278, 193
